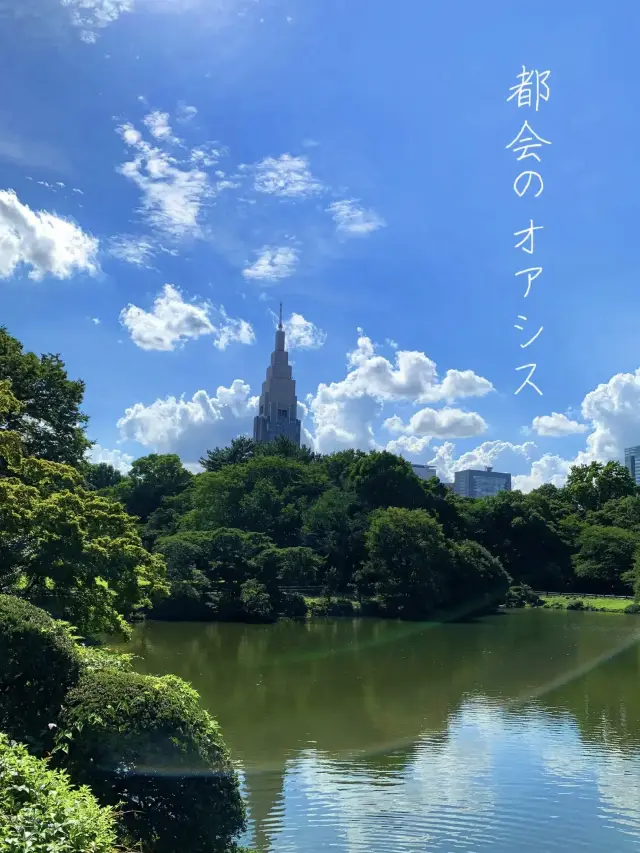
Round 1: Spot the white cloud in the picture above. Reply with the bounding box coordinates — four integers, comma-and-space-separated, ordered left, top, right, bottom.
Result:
384, 407, 488, 439
213, 307, 255, 351
143, 110, 178, 143
109, 234, 155, 267
117, 381, 259, 464
275, 312, 326, 350
242, 246, 298, 281
91, 317, 100, 325
512, 454, 573, 492
531, 412, 588, 436
253, 154, 323, 198
0, 189, 98, 280
177, 103, 198, 123
308, 332, 493, 454
327, 199, 385, 236
120, 284, 214, 352
427, 439, 538, 484
63, 0, 134, 43
385, 434, 432, 457
117, 118, 209, 239
88, 442, 133, 474
120, 284, 254, 353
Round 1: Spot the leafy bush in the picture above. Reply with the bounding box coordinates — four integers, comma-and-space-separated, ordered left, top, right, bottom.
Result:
0, 595, 81, 751
503, 584, 543, 608
0, 733, 117, 853
566, 598, 585, 610
278, 591, 308, 620
240, 579, 275, 623
624, 603, 640, 614
308, 597, 355, 617
55, 668, 246, 853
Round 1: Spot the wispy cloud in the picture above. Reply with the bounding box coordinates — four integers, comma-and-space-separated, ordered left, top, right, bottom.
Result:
116, 117, 210, 240
242, 246, 298, 281
108, 234, 155, 267
253, 154, 323, 198
327, 199, 386, 236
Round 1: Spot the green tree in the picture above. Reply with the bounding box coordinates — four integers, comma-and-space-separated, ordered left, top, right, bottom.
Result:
302, 488, 366, 591
186, 456, 327, 546
465, 489, 572, 590
0, 327, 91, 467
566, 461, 636, 514
359, 507, 452, 616
572, 525, 639, 593
0, 386, 168, 637
199, 435, 258, 472
349, 451, 425, 511
113, 453, 193, 521
449, 540, 511, 615
82, 461, 123, 490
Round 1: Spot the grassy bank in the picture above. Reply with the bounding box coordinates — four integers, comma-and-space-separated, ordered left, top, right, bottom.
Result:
540, 594, 638, 613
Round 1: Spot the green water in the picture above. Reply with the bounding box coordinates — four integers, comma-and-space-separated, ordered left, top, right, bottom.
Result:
117, 610, 640, 852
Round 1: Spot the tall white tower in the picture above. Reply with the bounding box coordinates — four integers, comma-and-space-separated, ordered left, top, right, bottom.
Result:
253, 303, 301, 447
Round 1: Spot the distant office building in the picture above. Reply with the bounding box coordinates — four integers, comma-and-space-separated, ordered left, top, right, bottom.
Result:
410, 463, 438, 481
624, 446, 640, 486
253, 304, 301, 448
453, 466, 511, 498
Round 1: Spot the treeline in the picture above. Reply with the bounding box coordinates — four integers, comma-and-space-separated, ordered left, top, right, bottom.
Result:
94, 441, 640, 623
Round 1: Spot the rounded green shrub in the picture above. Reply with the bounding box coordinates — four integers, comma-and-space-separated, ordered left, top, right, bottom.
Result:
624, 603, 640, 614
566, 599, 585, 611
0, 595, 81, 751
55, 668, 246, 853
0, 733, 117, 853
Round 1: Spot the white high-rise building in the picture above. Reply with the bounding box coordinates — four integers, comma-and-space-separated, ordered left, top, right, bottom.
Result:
253, 304, 301, 448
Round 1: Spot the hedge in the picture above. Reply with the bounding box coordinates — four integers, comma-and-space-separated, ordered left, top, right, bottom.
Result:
0, 594, 81, 752
55, 668, 246, 853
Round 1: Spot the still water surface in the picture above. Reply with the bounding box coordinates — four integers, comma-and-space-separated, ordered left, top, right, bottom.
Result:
117, 611, 640, 852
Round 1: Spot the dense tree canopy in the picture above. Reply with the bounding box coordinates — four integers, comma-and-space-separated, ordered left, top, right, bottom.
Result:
0, 327, 91, 467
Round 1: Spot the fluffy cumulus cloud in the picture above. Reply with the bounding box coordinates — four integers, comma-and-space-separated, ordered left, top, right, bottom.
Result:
242, 246, 298, 281
0, 189, 98, 280
531, 412, 588, 436
88, 442, 133, 473
427, 440, 538, 484
280, 312, 326, 350
308, 331, 493, 454
253, 154, 323, 198
384, 407, 488, 439
116, 116, 212, 239
327, 199, 385, 236
117, 381, 260, 465
120, 284, 214, 351
119, 284, 254, 352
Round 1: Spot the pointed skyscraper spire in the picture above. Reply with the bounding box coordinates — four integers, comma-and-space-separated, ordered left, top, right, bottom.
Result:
253, 303, 301, 447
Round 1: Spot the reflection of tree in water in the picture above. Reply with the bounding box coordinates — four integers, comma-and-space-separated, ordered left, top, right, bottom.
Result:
116, 611, 640, 848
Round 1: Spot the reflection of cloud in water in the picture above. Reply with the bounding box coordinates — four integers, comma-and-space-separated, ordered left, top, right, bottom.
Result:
259, 700, 497, 853
539, 727, 640, 839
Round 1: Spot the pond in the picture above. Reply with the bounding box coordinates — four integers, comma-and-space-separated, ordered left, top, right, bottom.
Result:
116, 610, 640, 852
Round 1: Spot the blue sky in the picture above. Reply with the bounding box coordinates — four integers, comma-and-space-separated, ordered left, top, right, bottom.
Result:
1, 0, 639, 487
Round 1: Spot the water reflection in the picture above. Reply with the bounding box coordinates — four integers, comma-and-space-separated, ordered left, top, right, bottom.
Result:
115, 611, 640, 852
